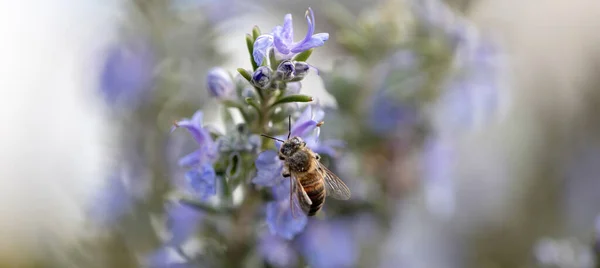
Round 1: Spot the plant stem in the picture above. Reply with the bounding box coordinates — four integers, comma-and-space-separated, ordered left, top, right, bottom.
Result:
223, 83, 274, 266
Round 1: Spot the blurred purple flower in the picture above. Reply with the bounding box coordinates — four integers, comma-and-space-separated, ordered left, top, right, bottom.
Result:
437, 40, 503, 131
367, 90, 418, 135
410, 0, 506, 132
99, 40, 155, 107
253, 7, 329, 65
265, 179, 308, 240
259, 232, 299, 267
185, 164, 216, 199
166, 203, 204, 246
366, 49, 422, 135
147, 203, 204, 267
89, 172, 134, 226
171, 110, 219, 198
298, 219, 357, 268
422, 137, 455, 218
253, 150, 284, 187
206, 67, 235, 100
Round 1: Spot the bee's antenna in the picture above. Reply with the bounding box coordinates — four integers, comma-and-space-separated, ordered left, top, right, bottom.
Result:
287, 115, 291, 139
261, 134, 286, 143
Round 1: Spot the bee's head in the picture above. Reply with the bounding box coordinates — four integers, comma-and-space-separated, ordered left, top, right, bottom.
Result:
279, 136, 306, 159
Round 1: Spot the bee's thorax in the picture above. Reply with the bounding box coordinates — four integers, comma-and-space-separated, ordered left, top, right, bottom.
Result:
286, 149, 315, 173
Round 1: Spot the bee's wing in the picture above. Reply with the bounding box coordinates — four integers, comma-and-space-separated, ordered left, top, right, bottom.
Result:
318, 162, 351, 200
290, 174, 311, 218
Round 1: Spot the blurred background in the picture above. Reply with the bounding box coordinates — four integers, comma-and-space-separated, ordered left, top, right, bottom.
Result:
1, 0, 600, 267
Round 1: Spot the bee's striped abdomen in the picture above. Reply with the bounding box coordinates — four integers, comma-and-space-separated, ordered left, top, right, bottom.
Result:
300, 173, 326, 216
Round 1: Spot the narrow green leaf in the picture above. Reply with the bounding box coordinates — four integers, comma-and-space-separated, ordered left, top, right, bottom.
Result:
179, 198, 235, 215
246, 34, 258, 70
237, 68, 252, 82
222, 100, 244, 109
268, 47, 278, 70
289, 76, 305, 82
245, 97, 261, 113
292, 48, 314, 62
252, 25, 261, 40
223, 100, 250, 122
271, 94, 313, 106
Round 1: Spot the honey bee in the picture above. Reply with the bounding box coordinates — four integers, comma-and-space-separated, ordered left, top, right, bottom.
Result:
261, 116, 351, 217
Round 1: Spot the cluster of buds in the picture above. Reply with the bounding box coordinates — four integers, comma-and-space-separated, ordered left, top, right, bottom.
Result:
251, 58, 311, 90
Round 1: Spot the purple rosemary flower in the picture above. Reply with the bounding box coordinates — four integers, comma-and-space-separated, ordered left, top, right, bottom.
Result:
185, 164, 217, 200
146, 201, 206, 268
88, 172, 134, 226
206, 67, 235, 100
171, 110, 219, 198
367, 89, 418, 135
366, 49, 422, 135
253, 150, 284, 187
99, 40, 155, 108
298, 219, 357, 268
253, 7, 329, 65
258, 231, 298, 267
264, 179, 308, 240
421, 137, 455, 218
165, 202, 205, 246
146, 203, 204, 267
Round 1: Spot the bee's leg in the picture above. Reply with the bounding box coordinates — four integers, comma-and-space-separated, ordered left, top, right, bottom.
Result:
289, 176, 298, 218
282, 164, 291, 178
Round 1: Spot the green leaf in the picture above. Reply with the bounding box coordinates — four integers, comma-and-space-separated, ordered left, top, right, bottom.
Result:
288, 76, 305, 82
246, 34, 258, 70
268, 47, 278, 69
237, 68, 252, 82
245, 97, 261, 113
293, 49, 313, 62
222, 100, 243, 109
179, 198, 235, 215
252, 25, 261, 40
271, 94, 313, 106
223, 100, 250, 122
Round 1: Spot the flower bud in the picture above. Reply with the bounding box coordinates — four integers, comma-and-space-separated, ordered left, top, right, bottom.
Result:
252, 66, 272, 89
293, 61, 310, 79
207, 67, 235, 99
276, 60, 295, 81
